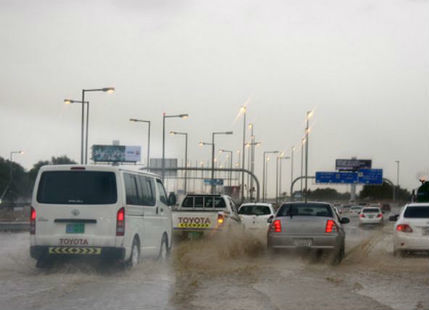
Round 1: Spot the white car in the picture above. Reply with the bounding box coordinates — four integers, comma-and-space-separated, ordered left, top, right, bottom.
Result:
392, 203, 429, 256
238, 203, 275, 231
359, 207, 383, 225
30, 165, 173, 268
350, 206, 362, 216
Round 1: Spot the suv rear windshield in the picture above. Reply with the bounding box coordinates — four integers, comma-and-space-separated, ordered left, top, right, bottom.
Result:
277, 203, 333, 217
362, 208, 380, 213
37, 171, 117, 204
238, 205, 271, 215
404, 206, 429, 218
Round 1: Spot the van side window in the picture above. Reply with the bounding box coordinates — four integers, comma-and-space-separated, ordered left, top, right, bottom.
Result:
124, 173, 139, 205
156, 179, 168, 205
138, 176, 156, 206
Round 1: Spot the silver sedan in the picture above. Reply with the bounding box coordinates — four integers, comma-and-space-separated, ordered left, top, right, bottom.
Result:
267, 202, 350, 264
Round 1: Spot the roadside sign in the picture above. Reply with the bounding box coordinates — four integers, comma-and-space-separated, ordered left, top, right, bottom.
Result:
316, 172, 358, 184
149, 158, 178, 177
335, 159, 372, 171
203, 179, 224, 186
92, 145, 141, 162
358, 169, 383, 184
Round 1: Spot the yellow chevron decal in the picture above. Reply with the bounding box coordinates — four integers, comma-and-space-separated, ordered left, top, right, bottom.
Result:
48, 247, 102, 255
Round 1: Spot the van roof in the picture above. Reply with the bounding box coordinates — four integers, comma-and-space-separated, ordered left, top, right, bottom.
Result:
38, 164, 161, 178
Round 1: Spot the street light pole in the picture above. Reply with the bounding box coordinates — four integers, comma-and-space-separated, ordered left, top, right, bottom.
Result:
219, 150, 233, 186
208, 131, 233, 193
9, 150, 23, 184
65, 99, 90, 164
129, 119, 151, 168
161, 113, 189, 181
170, 131, 188, 194
290, 146, 295, 199
300, 138, 305, 194
394, 160, 400, 202
278, 155, 291, 204
263, 151, 279, 202
241, 106, 247, 201
81, 87, 115, 164
304, 110, 312, 203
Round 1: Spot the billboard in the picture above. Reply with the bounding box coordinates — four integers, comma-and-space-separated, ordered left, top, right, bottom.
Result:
335, 159, 372, 171
149, 158, 178, 177
92, 145, 141, 162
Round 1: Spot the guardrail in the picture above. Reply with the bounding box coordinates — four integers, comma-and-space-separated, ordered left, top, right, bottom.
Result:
0, 221, 29, 232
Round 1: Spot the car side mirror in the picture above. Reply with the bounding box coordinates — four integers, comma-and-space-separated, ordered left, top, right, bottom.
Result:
267, 215, 274, 223
340, 217, 350, 224
167, 192, 177, 206
389, 214, 399, 222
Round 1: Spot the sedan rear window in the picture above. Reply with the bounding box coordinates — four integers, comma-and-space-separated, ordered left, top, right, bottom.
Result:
238, 205, 271, 215
277, 203, 333, 217
362, 208, 380, 213
37, 171, 117, 204
404, 206, 429, 218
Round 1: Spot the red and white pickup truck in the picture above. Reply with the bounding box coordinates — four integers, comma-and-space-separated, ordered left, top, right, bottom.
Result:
172, 194, 242, 236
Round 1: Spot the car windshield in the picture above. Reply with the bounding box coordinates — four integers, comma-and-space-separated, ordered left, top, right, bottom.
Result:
37, 171, 117, 204
404, 206, 429, 218
277, 203, 333, 217
238, 205, 271, 215
363, 208, 380, 213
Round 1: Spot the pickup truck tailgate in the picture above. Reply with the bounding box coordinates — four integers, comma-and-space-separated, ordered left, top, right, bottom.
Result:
172, 211, 221, 231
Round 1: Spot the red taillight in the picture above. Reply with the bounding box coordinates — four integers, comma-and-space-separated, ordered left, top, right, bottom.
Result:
70, 166, 86, 170
30, 207, 36, 235
116, 207, 125, 236
360, 213, 365, 218
377, 213, 382, 218
217, 213, 225, 225
396, 224, 413, 233
272, 219, 282, 233
325, 219, 337, 233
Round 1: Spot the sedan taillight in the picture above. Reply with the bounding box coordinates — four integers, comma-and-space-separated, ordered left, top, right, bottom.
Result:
30, 207, 36, 235
272, 220, 282, 232
396, 224, 413, 233
325, 219, 337, 233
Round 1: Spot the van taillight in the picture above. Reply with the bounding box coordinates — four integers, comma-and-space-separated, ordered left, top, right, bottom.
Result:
272, 220, 282, 232
217, 213, 224, 225
116, 207, 125, 236
325, 219, 337, 233
30, 207, 36, 235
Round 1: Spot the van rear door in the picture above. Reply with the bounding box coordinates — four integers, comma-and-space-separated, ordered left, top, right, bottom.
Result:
34, 169, 119, 247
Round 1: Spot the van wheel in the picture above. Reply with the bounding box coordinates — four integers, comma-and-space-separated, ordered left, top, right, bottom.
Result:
158, 234, 169, 261
127, 238, 140, 268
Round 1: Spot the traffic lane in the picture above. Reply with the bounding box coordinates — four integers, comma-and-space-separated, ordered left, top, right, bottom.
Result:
0, 233, 175, 310
171, 224, 429, 310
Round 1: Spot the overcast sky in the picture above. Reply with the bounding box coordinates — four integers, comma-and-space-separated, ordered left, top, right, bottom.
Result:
1, 0, 429, 195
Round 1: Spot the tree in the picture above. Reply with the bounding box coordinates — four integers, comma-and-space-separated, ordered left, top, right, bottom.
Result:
359, 182, 411, 201
28, 155, 76, 184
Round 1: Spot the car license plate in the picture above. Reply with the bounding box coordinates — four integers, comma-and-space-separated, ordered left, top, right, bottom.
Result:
422, 227, 429, 236
294, 239, 312, 247
66, 223, 85, 234
368, 215, 374, 218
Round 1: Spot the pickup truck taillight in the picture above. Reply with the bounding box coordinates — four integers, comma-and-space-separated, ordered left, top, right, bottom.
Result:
116, 207, 125, 236
360, 213, 365, 218
217, 213, 224, 225
30, 207, 36, 235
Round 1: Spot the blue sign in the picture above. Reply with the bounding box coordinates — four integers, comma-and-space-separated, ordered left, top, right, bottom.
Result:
358, 169, 383, 184
316, 172, 358, 184
203, 179, 224, 186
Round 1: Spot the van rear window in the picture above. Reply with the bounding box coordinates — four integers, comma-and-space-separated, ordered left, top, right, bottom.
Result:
37, 171, 117, 204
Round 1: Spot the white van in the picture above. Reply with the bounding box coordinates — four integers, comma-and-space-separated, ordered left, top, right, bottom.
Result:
30, 165, 173, 268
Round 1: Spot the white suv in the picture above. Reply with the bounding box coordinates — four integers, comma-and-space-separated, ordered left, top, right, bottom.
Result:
392, 203, 429, 256
30, 165, 173, 268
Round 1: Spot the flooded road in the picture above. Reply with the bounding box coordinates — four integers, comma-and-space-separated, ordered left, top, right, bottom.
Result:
1, 217, 428, 310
